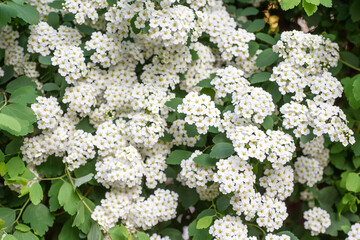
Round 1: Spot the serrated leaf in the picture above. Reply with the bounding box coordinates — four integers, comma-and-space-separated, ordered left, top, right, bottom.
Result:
0, 208, 16, 230
9, 86, 37, 105
6, 156, 25, 178
345, 173, 360, 193
166, 150, 192, 165
74, 173, 93, 189
58, 181, 80, 215
305, 0, 320, 5
13, 231, 39, 240
250, 72, 271, 84
1, 103, 36, 123
280, 0, 301, 10
29, 182, 43, 205
210, 142, 234, 159
196, 216, 213, 229
15, 224, 31, 232
320, 0, 331, 7
193, 154, 217, 167
256, 49, 279, 67
302, 0, 318, 16
165, 97, 183, 110
73, 198, 95, 234
246, 19, 265, 32
22, 203, 54, 236
6, 2, 39, 25
3, 235, 17, 240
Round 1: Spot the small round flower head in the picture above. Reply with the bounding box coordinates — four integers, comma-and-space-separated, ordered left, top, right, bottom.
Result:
303, 207, 331, 236
230, 189, 261, 221
209, 215, 249, 240
63, 82, 97, 117
31, 96, 63, 130
150, 234, 170, 240
169, 120, 200, 147
177, 92, 221, 134
256, 196, 288, 232
294, 156, 324, 187
346, 223, 360, 240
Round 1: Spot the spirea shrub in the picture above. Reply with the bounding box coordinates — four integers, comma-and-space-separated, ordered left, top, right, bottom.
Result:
0, 0, 359, 240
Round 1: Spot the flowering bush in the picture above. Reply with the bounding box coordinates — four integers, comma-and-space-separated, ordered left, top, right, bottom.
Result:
0, 0, 360, 240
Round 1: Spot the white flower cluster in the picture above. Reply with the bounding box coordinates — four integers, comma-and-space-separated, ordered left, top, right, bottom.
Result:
63, 82, 97, 117
177, 92, 221, 134
64, 0, 107, 24
303, 207, 331, 236
28, 0, 60, 20
209, 215, 254, 240
169, 120, 200, 147
346, 223, 360, 240
295, 136, 330, 187
150, 234, 170, 240
177, 150, 219, 200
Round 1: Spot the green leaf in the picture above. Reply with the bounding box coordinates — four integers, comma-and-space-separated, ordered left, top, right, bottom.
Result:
280, 0, 301, 10
109, 226, 127, 240
48, 180, 63, 212
165, 97, 183, 110
256, 49, 279, 67
9, 86, 37, 105
136, 231, 150, 240
188, 209, 215, 239
47, 12, 59, 28
255, 33, 276, 45
277, 231, 299, 240
238, 7, 258, 16
300, 132, 315, 143
15, 224, 31, 232
196, 216, 213, 229
6, 76, 36, 93
0, 113, 22, 134
193, 154, 217, 167
38, 55, 53, 65
210, 142, 234, 159
246, 19, 265, 33
178, 186, 199, 209
0, 149, 4, 162
341, 51, 359, 68
159, 131, 174, 142
320, 0, 332, 7
302, 0, 318, 16
3, 235, 17, 240
262, 115, 274, 130
6, 2, 39, 25
0, 4, 17, 28
87, 222, 102, 240
248, 40, 259, 56
351, 132, 360, 156
160, 228, 183, 240
184, 123, 199, 137
197, 79, 213, 88
0, 162, 7, 176
353, 77, 360, 101
190, 49, 199, 61
0, 65, 14, 85
76, 24, 96, 35
48, 0, 64, 9
342, 77, 360, 109
353, 156, 360, 169
350, 0, 360, 22
13, 231, 39, 240
1, 103, 36, 123
345, 172, 360, 192
0, 208, 16, 230
250, 72, 271, 84
29, 182, 43, 205
212, 133, 231, 144
305, 0, 320, 5
58, 181, 80, 215
37, 156, 64, 178
130, 15, 140, 34
166, 150, 192, 165
73, 198, 94, 234
59, 219, 81, 240
75, 117, 96, 133
216, 195, 230, 211
0, 219, 4, 229
6, 156, 25, 178
42, 83, 59, 91
22, 203, 54, 236
74, 173, 94, 189
107, 0, 116, 6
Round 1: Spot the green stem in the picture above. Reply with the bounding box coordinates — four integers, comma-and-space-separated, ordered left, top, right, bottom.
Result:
1, 198, 30, 231
0, 89, 7, 111
202, 144, 214, 153
37, 174, 66, 181
245, 222, 266, 236
340, 59, 360, 72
